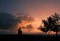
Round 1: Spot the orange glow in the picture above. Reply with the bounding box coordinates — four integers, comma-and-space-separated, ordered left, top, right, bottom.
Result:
17, 17, 41, 34
47, 31, 56, 35
17, 17, 41, 28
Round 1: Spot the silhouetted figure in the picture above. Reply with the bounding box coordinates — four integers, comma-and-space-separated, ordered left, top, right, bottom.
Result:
18, 28, 22, 35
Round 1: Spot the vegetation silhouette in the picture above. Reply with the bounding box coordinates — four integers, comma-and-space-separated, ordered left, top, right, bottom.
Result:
38, 13, 60, 35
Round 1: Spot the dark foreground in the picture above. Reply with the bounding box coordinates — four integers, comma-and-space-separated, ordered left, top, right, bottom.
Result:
0, 34, 60, 41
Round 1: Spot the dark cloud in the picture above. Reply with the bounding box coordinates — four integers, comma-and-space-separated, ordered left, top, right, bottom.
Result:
26, 24, 33, 29
0, 12, 19, 29
0, 12, 35, 29
0, 12, 35, 34
0, 29, 16, 34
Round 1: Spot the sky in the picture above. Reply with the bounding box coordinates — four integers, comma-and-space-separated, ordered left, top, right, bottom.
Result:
0, 0, 60, 34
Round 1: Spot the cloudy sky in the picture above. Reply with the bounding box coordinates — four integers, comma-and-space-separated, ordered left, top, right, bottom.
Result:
0, 0, 60, 34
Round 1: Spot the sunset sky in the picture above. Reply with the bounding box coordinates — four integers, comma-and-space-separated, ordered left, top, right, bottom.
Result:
0, 0, 60, 34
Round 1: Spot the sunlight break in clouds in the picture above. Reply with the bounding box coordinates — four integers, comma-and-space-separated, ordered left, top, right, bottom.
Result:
17, 15, 42, 34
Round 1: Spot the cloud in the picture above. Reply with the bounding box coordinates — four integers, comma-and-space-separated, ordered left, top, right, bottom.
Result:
0, 29, 17, 34
0, 12, 41, 34
0, 12, 19, 29
26, 24, 33, 29
0, 12, 36, 34
17, 14, 35, 28
18, 14, 35, 23
16, 14, 38, 33
25, 24, 33, 32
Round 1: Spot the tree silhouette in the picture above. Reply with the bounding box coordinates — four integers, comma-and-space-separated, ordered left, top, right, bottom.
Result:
38, 13, 60, 35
